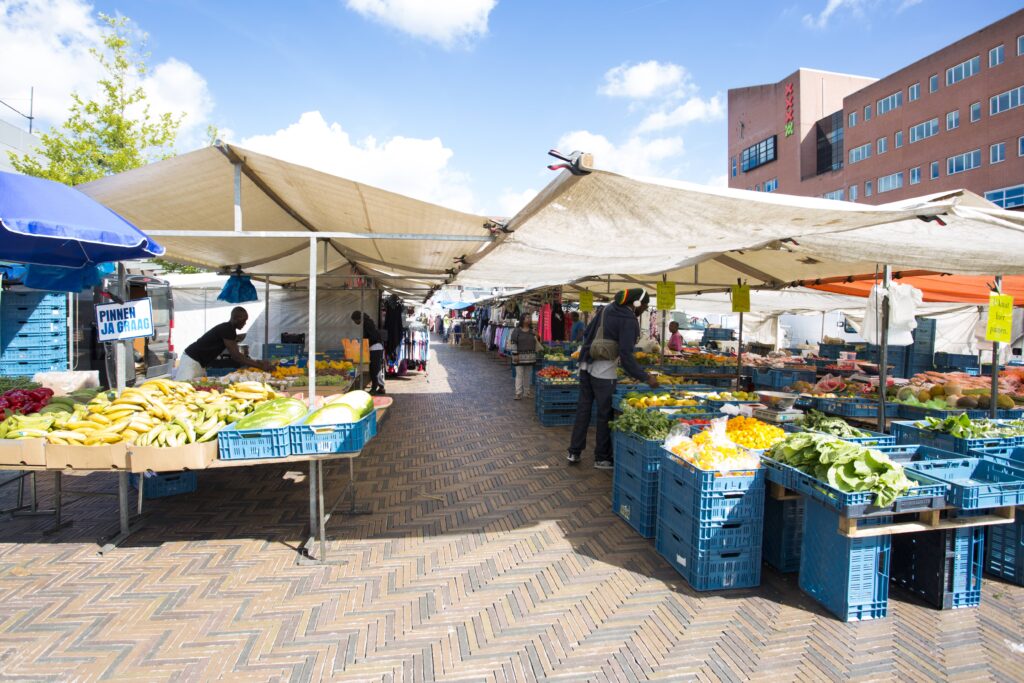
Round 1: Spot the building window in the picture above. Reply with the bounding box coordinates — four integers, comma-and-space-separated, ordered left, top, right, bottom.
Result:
929, 74, 939, 93
947, 148, 981, 175
865, 180, 873, 197
908, 82, 920, 102
740, 135, 777, 172
877, 91, 903, 116
815, 111, 844, 175
848, 111, 857, 128
877, 136, 888, 154
848, 143, 872, 165
731, 156, 737, 177
822, 189, 844, 201
985, 183, 1024, 209
946, 110, 960, 130
849, 184, 858, 201
990, 84, 1024, 116
754, 183, 761, 192
909, 117, 939, 143
894, 130, 903, 148
1019, 35, 1024, 56
864, 104, 872, 121
877, 172, 904, 194
1020, 135, 1024, 157
991, 142, 1006, 164
970, 102, 981, 122
946, 55, 980, 86
764, 178, 778, 192
990, 45, 1005, 67
910, 166, 921, 185
930, 161, 940, 179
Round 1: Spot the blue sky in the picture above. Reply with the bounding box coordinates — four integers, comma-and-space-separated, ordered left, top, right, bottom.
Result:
1, 0, 1021, 216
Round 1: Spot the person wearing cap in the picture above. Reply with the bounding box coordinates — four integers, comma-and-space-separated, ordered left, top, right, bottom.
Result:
568, 288, 658, 469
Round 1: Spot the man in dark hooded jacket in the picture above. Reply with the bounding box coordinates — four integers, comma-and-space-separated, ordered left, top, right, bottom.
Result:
568, 288, 658, 469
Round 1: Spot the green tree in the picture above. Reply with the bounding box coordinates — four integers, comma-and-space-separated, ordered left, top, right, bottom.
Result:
8, 13, 183, 185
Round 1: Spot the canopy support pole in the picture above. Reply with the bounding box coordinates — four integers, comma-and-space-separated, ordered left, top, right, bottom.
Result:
308, 238, 317, 401
233, 162, 243, 231
878, 266, 892, 432
736, 311, 744, 389
660, 274, 667, 364
991, 275, 1003, 419
263, 277, 270, 352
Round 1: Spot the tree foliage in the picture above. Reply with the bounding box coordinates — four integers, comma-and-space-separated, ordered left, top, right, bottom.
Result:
7, 13, 183, 185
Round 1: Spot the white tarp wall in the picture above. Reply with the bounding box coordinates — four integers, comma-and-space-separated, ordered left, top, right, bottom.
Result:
166, 274, 376, 358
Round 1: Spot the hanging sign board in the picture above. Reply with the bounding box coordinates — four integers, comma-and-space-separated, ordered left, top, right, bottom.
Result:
731, 284, 751, 313
985, 293, 1013, 344
656, 282, 676, 311
95, 297, 154, 342
578, 291, 594, 312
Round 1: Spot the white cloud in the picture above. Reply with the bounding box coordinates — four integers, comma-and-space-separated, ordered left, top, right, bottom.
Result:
599, 60, 686, 99
345, 0, 497, 49
706, 174, 728, 188
636, 95, 724, 133
801, 0, 875, 29
495, 187, 537, 219
0, 0, 213, 145
897, 0, 923, 11
556, 130, 683, 178
239, 111, 476, 212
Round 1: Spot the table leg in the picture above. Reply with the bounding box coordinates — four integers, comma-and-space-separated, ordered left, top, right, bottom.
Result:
318, 459, 327, 563
41, 472, 73, 535
97, 471, 146, 554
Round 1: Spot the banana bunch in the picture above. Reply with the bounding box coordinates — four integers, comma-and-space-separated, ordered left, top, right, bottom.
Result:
46, 379, 280, 447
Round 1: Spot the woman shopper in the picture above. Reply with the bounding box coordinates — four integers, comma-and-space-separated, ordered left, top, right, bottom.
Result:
510, 314, 541, 400
568, 288, 658, 469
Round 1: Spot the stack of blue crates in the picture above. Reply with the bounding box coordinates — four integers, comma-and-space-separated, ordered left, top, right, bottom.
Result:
818, 343, 849, 359
0, 290, 68, 376
799, 498, 891, 621
984, 508, 1024, 586
906, 317, 937, 377
933, 352, 980, 374
762, 497, 804, 573
891, 527, 984, 609
655, 451, 764, 591
611, 431, 663, 538
534, 381, 580, 427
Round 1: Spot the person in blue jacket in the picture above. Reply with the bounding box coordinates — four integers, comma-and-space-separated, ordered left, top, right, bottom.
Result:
568, 288, 658, 469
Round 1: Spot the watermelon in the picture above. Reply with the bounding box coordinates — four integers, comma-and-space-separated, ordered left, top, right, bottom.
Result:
304, 402, 358, 425
233, 398, 307, 429
328, 390, 374, 418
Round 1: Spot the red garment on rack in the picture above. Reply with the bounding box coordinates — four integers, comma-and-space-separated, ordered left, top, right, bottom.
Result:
538, 304, 553, 342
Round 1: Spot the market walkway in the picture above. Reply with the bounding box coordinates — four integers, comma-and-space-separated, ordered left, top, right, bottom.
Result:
1, 341, 1023, 681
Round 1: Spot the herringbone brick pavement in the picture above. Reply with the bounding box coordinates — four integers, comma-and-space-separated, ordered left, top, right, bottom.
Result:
0, 338, 1022, 682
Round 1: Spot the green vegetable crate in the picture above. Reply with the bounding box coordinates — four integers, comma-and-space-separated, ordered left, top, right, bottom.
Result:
891, 419, 1024, 455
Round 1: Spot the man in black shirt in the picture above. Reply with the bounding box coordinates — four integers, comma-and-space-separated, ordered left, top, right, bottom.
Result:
174, 307, 272, 380
352, 311, 385, 395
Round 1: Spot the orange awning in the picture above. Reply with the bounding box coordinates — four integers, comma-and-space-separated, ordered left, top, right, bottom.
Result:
809, 275, 1024, 304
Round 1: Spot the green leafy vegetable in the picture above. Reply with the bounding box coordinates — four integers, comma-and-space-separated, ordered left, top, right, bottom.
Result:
609, 407, 673, 440
799, 410, 870, 438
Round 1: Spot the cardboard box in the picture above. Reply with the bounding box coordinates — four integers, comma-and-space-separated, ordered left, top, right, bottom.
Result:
46, 443, 129, 470
0, 438, 47, 468
128, 441, 217, 473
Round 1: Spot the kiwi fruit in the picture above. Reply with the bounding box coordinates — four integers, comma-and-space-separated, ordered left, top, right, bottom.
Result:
917, 389, 933, 403
929, 384, 946, 398
997, 394, 1015, 410
957, 396, 979, 408
977, 394, 992, 409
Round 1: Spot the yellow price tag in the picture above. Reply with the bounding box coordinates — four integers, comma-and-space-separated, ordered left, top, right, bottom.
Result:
731, 284, 751, 313
578, 290, 593, 312
656, 281, 676, 311
986, 293, 1013, 344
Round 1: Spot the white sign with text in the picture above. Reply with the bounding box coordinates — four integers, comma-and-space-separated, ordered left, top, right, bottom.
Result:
95, 297, 154, 342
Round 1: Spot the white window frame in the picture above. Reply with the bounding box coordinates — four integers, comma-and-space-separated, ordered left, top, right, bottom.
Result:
1019, 35, 1024, 56
848, 111, 857, 128
876, 91, 902, 116
877, 137, 888, 154
908, 82, 920, 102
929, 74, 939, 93
909, 117, 939, 143
989, 44, 1004, 67
894, 130, 903, 148
910, 166, 921, 185
970, 102, 981, 122
991, 142, 1006, 164
946, 148, 981, 176
990, 84, 1024, 116
1019, 135, 1024, 157
864, 104, 872, 121
764, 178, 778, 192
946, 110, 960, 130
945, 55, 980, 86
877, 172, 904, 194
849, 143, 872, 165
865, 180, 873, 197
930, 161, 940, 180
849, 184, 858, 201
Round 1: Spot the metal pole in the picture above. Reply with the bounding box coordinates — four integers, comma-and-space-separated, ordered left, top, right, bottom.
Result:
660, 275, 668, 364
264, 277, 270, 353
317, 459, 326, 562
878, 266, 892, 431
736, 311, 744, 388
308, 238, 317, 400
233, 162, 243, 232
359, 283, 365, 390
991, 275, 1003, 419
115, 263, 127, 392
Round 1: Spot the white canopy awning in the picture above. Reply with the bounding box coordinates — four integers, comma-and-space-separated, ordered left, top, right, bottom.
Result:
455, 169, 1024, 290
79, 144, 493, 298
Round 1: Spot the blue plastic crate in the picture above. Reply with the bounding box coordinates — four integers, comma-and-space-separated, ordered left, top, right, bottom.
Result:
289, 409, 377, 455
890, 420, 1023, 455
763, 455, 947, 518
897, 404, 988, 421
129, 471, 198, 499
762, 497, 803, 573
0, 318, 67, 337
933, 352, 979, 371
799, 497, 891, 622
264, 342, 303, 359
819, 343, 849, 359
612, 483, 657, 538
783, 423, 895, 446
891, 527, 984, 609
702, 328, 734, 341
0, 290, 67, 311
538, 411, 576, 427
902, 457, 1024, 510
659, 452, 765, 523
819, 398, 899, 419
656, 523, 761, 591
967, 444, 1024, 465
658, 497, 762, 552
0, 358, 66, 376
218, 424, 292, 460
612, 431, 665, 477
0, 342, 67, 363
985, 508, 1024, 585
614, 461, 658, 507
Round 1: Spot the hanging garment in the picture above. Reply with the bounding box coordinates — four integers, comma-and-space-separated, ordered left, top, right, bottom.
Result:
862, 283, 922, 346
384, 296, 404, 357
550, 303, 566, 341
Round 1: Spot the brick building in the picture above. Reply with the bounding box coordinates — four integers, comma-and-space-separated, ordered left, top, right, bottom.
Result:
727, 9, 1024, 209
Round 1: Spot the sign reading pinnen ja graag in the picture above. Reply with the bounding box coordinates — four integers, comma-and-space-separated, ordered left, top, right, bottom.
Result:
95, 297, 154, 342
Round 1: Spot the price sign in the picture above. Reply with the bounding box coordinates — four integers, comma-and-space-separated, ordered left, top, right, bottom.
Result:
578, 290, 593, 312
731, 284, 751, 313
985, 293, 1013, 344
95, 297, 154, 342
656, 281, 676, 311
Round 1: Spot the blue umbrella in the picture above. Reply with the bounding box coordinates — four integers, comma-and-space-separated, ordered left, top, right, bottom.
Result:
0, 171, 164, 269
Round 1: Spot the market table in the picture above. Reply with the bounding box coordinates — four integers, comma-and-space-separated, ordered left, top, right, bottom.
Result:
0, 404, 389, 564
